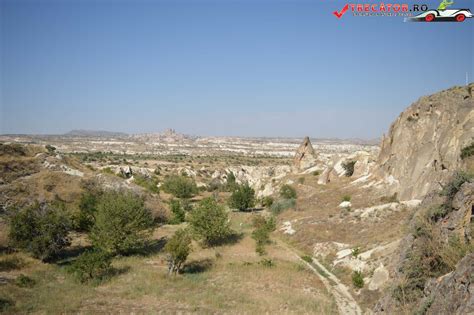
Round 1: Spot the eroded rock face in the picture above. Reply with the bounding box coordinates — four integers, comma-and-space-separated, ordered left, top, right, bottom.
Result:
441, 182, 474, 243
423, 253, 474, 315
293, 137, 318, 170
375, 84, 474, 200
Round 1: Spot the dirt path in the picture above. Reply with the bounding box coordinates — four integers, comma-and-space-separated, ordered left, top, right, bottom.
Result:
278, 240, 362, 315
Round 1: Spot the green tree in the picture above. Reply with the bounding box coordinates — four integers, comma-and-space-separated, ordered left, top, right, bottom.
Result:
162, 175, 198, 199
164, 228, 192, 275
68, 250, 112, 284
188, 198, 231, 246
90, 191, 154, 255
225, 172, 238, 191
169, 199, 186, 224
251, 216, 276, 255
9, 203, 71, 261
279, 184, 297, 199
228, 183, 255, 211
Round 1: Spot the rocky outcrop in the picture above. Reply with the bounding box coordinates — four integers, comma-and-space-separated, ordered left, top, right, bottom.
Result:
293, 137, 318, 170
422, 253, 474, 315
374, 84, 474, 200
374, 179, 473, 314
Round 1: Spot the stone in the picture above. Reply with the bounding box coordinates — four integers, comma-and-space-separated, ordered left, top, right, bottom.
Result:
293, 136, 318, 170
373, 84, 474, 200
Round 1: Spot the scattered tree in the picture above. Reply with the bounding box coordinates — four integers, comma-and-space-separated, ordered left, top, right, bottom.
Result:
165, 228, 192, 275
352, 270, 364, 288
251, 216, 276, 255
228, 183, 255, 211
68, 250, 112, 284
169, 199, 186, 224
9, 203, 71, 261
162, 175, 198, 199
90, 191, 154, 255
188, 198, 231, 246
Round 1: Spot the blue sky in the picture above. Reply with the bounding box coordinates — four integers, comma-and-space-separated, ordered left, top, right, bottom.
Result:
1, 0, 472, 138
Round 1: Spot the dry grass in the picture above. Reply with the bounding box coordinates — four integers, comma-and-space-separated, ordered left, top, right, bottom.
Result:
0, 212, 336, 314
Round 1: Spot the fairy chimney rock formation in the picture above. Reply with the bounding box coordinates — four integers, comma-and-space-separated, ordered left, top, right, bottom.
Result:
293, 137, 318, 170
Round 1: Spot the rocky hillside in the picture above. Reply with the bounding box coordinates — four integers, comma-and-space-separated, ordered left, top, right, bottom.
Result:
375, 84, 474, 200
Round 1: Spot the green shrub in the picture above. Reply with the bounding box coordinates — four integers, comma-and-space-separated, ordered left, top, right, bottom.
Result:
312, 170, 321, 176
45, 144, 56, 154
225, 172, 238, 192
74, 184, 103, 232
270, 198, 296, 215
15, 274, 35, 288
9, 203, 71, 261
259, 258, 275, 267
460, 142, 474, 159
352, 270, 364, 288
162, 175, 198, 199
251, 216, 276, 255
342, 161, 356, 177
261, 196, 274, 208
169, 199, 186, 224
101, 167, 115, 175
90, 191, 154, 255
228, 183, 255, 211
351, 247, 361, 257
441, 172, 472, 209
68, 250, 112, 284
188, 198, 231, 246
0, 297, 13, 312
165, 228, 192, 275
301, 255, 313, 263
342, 195, 351, 202
0, 256, 23, 271
279, 184, 297, 199
133, 174, 159, 194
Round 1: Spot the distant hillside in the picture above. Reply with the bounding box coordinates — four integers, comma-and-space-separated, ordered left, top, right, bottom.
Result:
65, 129, 128, 137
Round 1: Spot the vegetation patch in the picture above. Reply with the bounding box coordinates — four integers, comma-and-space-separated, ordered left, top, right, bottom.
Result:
460, 142, 474, 160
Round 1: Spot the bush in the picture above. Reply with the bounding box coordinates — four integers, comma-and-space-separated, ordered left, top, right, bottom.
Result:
342, 161, 356, 177
297, 177, 305, 184
169, 199, 186, 224
261, 196, 274, 208
68, 250, 112, 284
460, 142, 474, 159
9, 203, 71, 261
441, 172, 472, 209
0, 297, 13, 312
342, 195, 351, 202
225, 172, 238, 192
351, 247, 361, 257
270, 198, 296, 215
279, 184, 297, 199
0, 256, 23, 272
188, 198, 231, 246
15, 274, 35, 288
228, 183, 255, 211
45, 144, 56, 154
74, 184, 103, 232
312, 170, 321, 176
165, 228, 192, 275
259, 258, 275, 267
352, 270, 364, 288
90, 191, 154, 255
301, 255, 313, 263
162, 175, 198, 199
133, 174, 159, 194
251, 216, 276, 255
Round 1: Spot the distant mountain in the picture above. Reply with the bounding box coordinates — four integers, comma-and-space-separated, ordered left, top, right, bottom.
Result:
64, 130, 128, 137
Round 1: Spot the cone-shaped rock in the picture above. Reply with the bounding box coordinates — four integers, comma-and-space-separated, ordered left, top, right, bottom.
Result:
293, 136, 317, 170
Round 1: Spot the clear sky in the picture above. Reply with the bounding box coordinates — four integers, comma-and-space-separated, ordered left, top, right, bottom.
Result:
1, 0, 472, 138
